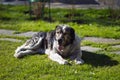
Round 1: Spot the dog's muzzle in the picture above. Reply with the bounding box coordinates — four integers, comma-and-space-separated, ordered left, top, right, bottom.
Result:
57, 39, 64, 51
58, 39, 62, 45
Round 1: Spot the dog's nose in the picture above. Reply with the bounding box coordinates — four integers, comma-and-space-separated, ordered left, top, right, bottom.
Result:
58, 39, 62, 44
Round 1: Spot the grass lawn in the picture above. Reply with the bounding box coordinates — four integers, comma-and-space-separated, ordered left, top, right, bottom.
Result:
0, 5, 120, 38
0, 5, 120, 80
0, 41, 120, 80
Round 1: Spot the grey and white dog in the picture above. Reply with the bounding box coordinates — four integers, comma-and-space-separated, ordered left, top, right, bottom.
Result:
14, 24, 84, 65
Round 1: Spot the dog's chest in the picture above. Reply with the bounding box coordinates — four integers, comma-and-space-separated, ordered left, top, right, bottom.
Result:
58, 45, 73, 57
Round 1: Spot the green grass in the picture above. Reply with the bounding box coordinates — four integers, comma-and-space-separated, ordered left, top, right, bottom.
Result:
0, 5, 120, 80
0, 35, 29, 41
0, 41, 120, 80
0, 5, 120, 39
82, 40, 120, 52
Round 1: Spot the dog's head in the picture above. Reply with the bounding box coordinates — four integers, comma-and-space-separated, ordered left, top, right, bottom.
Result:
55, 24, 75, 51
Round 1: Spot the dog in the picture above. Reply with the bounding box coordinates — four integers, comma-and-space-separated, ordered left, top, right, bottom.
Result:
14, 24, 84, 65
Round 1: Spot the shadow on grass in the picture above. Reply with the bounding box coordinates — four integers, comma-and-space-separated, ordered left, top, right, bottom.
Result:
19, 51, 119, 67
82, 51, 119, 67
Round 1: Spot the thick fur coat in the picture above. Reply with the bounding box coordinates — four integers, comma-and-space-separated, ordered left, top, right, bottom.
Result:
14, 25, 84, 64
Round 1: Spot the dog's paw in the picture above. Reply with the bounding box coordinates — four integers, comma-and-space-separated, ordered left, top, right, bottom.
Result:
15, 47, 20, 54
59, 60, 69, 65
14, 52, 24, 58
64, 60, 69, 65
14, 53, 19, 58
75, 59, 84, 65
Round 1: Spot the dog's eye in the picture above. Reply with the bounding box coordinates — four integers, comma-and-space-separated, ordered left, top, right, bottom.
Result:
64, 32, 69, 35
63, 33, 67, 35
57, 31, 62, 34
57, 32, 60, 34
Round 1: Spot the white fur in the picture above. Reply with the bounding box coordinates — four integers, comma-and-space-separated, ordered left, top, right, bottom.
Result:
45, 34, 84, 65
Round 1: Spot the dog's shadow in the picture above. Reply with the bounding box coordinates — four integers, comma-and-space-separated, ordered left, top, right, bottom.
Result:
82, 51, 119, 67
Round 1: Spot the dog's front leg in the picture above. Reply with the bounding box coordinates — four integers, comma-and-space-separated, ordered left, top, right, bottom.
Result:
75, 50, 84, 64
75, 57, 84, 64
49, 53, 68, 64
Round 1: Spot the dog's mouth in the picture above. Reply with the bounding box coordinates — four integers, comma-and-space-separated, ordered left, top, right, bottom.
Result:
57, 39, 64, 51
58, 45, 64, 51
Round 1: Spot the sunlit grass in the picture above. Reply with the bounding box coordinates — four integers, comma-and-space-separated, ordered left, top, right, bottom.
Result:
82, 40, 120, 52
0, 5, 120, 80
0, 41, 120, 80
0, 5, 120, 39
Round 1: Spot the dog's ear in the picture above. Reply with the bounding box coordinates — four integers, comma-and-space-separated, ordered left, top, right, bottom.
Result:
50, 30, 55, 38
55, 25, 60, 29
70, 27, 75, 41
55, 25, 59, 29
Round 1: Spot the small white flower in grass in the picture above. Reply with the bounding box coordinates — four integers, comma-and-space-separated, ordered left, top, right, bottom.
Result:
73, 69, 78, 74
89, 24, 92, 26
90, 71, 95, 75
75, 70, 78, 74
